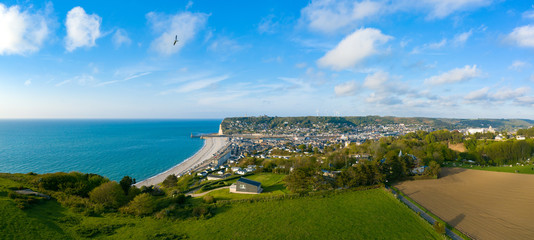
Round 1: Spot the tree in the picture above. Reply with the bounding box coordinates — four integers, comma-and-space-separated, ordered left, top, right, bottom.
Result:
119, 193, 154, 216
89, 181, 127, 209
285, 168, 312, 194
119, 176, 133, 195
428, 161, 441, 177
162, 174, 178, 188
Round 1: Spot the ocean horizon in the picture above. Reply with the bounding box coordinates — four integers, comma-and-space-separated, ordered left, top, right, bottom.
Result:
0, 119, 221, 181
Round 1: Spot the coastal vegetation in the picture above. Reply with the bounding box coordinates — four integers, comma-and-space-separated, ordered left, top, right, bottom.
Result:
0, 178, 441, 239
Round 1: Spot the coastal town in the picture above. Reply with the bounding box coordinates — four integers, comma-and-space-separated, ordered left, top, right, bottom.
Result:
170, 116, 531, 182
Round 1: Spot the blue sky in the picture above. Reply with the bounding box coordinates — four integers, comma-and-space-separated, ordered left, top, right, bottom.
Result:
1, 0, 534, 119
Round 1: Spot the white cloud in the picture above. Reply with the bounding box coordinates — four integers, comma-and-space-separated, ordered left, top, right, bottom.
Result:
147, 11, 208, 56
295, 62, 307, 68
464, 86, 531, 103
96, 72, 151, 87
0, 3, 51, 55
55, 79, 71, 87
522, 10, 534, 19
208, 37, 244, 53
317, 28, 392, 70
425, 65, 481, 85
258, 14, 279, 34
418, 0, 493, 19
363, 71, 389, 89
24, 79, 31, 86
411, 38, 447, 54
507, 25, 534, 48
453, 30, 472, 46
160, 75, 229, 95
464, 87, 488, 101
508, 60, 529, 71
185, 1, 194, 10
65, 7, 101, 52
334, 81, 358, 96
492, 87, 529, 100
300, 0, 383, 34
112, 29, 131, 48
427, 39, 447, 49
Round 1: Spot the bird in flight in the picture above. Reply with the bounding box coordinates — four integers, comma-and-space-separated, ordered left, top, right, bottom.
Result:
173, 35, 179, 45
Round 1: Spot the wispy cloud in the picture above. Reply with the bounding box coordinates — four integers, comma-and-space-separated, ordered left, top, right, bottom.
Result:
464, 86, 531, 104
508, 60, 529, 71
425, 65, 481, 85
112, 29, 131, 48
334, 81, 359, 96
96, 72, 151, 87
453, 30, 472, 46
300, 0, 383, 34
160, 75, 229, 95
147, 10, 208, 56
55, 79, 71, 87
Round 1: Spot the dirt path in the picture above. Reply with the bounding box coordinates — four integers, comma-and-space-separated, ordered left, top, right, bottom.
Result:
187, 186, 229, 197
395, 168, 534, 240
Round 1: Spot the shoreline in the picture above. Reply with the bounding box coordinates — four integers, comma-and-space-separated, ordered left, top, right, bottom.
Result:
135, 136, 229, 187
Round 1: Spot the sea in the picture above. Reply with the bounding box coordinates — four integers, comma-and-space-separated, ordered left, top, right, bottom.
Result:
0, 119, 221, 181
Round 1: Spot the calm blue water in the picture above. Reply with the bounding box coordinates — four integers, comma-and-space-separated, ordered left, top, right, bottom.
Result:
0, 119, 220, 181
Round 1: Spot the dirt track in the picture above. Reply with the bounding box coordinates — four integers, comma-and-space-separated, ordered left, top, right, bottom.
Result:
395, 168, 534, 240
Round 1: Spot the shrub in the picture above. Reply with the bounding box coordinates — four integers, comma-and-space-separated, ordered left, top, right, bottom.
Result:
203, 195, 215, 204
149, 232, 188, 240
192, 206, 210, 218
119, 193, 155, 216
162, 174, 178, 188
89, 181, 127, 209
433, 221, 446, 234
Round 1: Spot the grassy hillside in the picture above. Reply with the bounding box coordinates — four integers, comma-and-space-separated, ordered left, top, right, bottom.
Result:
1, 175, 441, 240
444, 162, 534, 174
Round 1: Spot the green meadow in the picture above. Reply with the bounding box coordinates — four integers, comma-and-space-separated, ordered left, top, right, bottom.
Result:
444, 161, 534, 174
1, 173, 441, 240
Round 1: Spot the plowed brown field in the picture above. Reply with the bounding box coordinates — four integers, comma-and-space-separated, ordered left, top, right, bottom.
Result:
395, 168, 534, 240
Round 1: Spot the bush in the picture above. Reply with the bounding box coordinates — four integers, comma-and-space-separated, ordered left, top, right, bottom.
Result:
203, 195, 215, 204
162, 174, 178, 188
75, 223, 129, 238
119, 193, 155, 216
89, 181, 127, 209
38, 172, 108, 197
192, 206, 210, 218
149, 232, 188, 240
433, 221, 446, 234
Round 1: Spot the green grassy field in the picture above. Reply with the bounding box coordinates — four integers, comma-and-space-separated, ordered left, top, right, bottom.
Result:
443, 161, 534, 174
1, 178, 442, 240
197, 173, 289, 201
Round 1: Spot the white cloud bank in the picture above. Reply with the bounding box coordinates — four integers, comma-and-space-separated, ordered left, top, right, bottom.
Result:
300, 0, 382, 34
65, 7, 102, 52
334, 81, 358, 96
147, 11, 208, 56
418, 0, 493, 19
300, 0, 493, 34
425, 65, 481, 85
0, 3, 51, 55
507, 25, 534, 48
317, 28, 392, 70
